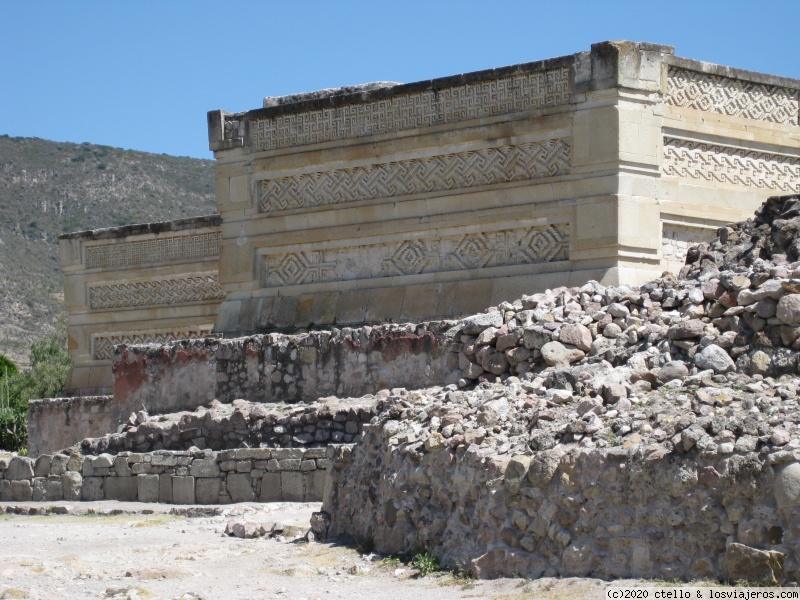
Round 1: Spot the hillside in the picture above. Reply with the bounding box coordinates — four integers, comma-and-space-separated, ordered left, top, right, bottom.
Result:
0, 135, 216, 367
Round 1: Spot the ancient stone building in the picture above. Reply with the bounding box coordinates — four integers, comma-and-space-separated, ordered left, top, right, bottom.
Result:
60, 40, 800, 396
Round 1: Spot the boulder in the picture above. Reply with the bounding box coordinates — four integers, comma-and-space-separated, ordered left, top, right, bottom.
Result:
694, 344, 735, 373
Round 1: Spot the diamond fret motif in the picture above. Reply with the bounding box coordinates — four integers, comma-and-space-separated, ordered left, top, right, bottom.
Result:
259, 140, 570, 213
262, 225, 569, 288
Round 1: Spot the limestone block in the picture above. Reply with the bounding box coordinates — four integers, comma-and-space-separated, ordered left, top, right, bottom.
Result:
308, 470, 326, 502
151, 453, 179, 467
158, 473, 173, 503
32, 476, 63, 502
227, 473, 255, 503
190, 458, 220, 478
10, 480, 32, 501
259, 472, 281, 502
279, 459, 301, 471
114, 456, 132, 477
137, 474, 159, 503
67, 454, 83, 472
172, 476, 196, 504
272, 448, 304, 460
195, 478, 221, 504
62, 472, 82, 501
0, 480, 10, 501
106, 476, 138, 501
50, 454, 69, 476
7, 456, 34, 480
93, 454, 114, 469
81, 477, 104, 501
281, 471, 305, 502
34, 455, 52, 478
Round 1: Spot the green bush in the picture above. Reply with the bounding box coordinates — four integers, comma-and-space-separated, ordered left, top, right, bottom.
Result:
411, 552, 440, 577
0, 331, 71, 452
0, 354, 18, 378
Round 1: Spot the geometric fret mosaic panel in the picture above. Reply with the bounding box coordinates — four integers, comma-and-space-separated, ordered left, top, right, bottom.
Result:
89, 274, 226, 310
92, 328, 217, 360
663, 137, 800, 193
250, 67, 571, 152
666, 67, 799, 126
258, 140, 570, 213
85, 231, 221, 269
262, 224, 569, 288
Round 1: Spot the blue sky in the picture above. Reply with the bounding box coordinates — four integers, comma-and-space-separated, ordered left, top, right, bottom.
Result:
2, 1, 799, 160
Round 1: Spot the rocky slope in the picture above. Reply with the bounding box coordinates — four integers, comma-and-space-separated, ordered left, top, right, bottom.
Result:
0, 135, 216, 367
315, 194, 800, 582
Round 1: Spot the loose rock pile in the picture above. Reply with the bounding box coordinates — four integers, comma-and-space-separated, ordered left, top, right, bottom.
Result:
319, 194, 800, 583
81, 396, 375, 455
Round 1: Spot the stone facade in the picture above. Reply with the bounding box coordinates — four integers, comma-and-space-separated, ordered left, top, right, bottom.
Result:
207, 40, 800, 338
60, 215, 223, 396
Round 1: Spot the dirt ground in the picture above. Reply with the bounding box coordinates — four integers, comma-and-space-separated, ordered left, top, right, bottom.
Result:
0, 500, 730, 600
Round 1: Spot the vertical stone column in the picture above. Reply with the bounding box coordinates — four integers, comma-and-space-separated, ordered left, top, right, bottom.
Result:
571, 41, 673, 286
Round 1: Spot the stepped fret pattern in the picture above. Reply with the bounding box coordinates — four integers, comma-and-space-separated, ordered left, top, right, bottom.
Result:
250, 67, 571, 151
89, 275, 225, 310
663, 137, 800, 192
666, 67, 799, 125
85, 232, 221, 269
93, 329, 216, 360
258, 140, 570, 212
262, 224, 569, 287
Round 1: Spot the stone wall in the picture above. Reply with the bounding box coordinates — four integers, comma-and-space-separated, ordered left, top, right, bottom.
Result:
60, 215, 224, 396
0, 447, 326, 504
112, 321, 452, 417
27, 396, 116, 457
323, 433, 796, 581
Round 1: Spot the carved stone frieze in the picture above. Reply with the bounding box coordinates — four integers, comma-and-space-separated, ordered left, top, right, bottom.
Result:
251, 67, 571, 151
262, 224, 569, 288
85, 232, 222, 269
258, 140, 570, 212
88, 274, 225, 310
92, 329, 217, 361
663, 137, 800, 192
666, 67, 799, 126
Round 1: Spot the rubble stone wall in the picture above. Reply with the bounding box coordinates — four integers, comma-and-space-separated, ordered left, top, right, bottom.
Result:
324, 434, 797, 582
0, 447, 326, 504
112, 322, 451, 416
